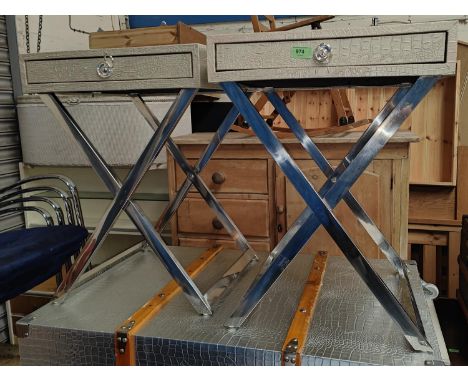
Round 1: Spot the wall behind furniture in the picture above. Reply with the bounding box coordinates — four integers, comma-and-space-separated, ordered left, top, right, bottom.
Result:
194, 15, 468, 41
15, 15, 124, 54
14, 15, 468, 55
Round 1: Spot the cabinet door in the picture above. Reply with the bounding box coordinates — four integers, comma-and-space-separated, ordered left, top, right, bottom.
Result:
278, 160, 393, 259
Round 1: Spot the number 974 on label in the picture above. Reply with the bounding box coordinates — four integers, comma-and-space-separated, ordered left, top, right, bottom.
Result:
291, 46, 312, 59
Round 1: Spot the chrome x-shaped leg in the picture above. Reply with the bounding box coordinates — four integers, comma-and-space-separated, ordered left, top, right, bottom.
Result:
42, 90, 216, 315
265, 88, 408, 275
265, 87, 426, 333
42, 90, 257, 314
221, 77, 438, 352
132, 96, 259, 304
131, 95, 254, 255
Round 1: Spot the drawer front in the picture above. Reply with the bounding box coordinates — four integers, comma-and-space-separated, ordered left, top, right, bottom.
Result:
21, 44, 212, 92
177, 198, 270, 238
208, 22, 457, 81
175, 159, 268, 194
217, 32, 446, 71
25, 53, 193, 84
178, 237, 271, 252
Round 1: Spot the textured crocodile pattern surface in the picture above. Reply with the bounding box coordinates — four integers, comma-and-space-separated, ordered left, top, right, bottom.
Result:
136, 256, 447, 366
136, 249, 308, 366
301, 259, 444, 366
17, 97, 191, 166
19, 326, 114, 366
18, 247, 448, 366
18, 246, 207, 365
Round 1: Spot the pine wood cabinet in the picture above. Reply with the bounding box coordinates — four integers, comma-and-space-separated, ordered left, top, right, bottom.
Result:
168, 131, 418, 259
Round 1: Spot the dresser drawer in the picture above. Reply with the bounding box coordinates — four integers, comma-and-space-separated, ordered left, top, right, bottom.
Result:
175, 159, 269, 194
178, 237, 271, 252
177, 198, 270, 237
21, 44, 212, 93
208, 21, 457, 82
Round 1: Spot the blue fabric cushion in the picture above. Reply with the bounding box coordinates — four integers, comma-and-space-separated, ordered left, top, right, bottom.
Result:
0, 225, 88, 303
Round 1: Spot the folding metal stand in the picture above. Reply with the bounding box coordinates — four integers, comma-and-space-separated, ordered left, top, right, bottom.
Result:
220, 76, 439, 352
40, 89, 257, 316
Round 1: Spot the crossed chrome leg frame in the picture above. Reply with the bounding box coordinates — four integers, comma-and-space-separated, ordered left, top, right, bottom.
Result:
40, 89, 257, 316
221, 76, 439, 352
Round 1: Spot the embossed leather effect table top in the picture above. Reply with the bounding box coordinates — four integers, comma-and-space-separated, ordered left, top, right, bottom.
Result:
207, 21, 457, 88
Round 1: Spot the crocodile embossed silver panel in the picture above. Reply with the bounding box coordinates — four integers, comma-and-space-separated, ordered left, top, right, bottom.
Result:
136, 249, 305, 366
17, 95, 191, 166
136, 255, 448, 366
19, 326, 115, 366
17, 246, 210, 365
300, 259, 446, 366
18, 246, 448, 366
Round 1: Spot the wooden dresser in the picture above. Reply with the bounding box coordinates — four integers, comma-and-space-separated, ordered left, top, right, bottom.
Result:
167, 131, 419, 259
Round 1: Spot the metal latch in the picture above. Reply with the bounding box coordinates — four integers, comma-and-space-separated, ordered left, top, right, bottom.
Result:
15, 316, 36, 338
283, 337, 299, 366
116, 320, 135, 355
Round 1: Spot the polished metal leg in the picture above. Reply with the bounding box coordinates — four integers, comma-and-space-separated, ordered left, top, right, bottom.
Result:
266, 87, 427, 333
72, 89, 197, 282
41, 92, 212, 315
131, 95, 253, 254
132, 96, 259, 305
221, 78, 438, 352
265, 88, 407, 274
155, 106, 240, 232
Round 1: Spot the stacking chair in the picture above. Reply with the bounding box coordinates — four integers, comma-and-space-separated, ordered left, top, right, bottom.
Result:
0, 175, 88, 303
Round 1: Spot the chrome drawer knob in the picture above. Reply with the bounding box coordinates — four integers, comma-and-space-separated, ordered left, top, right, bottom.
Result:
97, 54, 114, 78
313, 43, 332, 64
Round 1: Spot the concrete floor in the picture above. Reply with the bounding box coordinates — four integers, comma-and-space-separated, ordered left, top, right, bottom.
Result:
0, 343, 20, 366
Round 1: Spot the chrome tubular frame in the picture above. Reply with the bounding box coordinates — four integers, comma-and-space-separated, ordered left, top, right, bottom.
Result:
0, 174, 84, 227
220, 77, 439, 352
0, 196, 65, 225
0, 206, 53, 226
0, 186, 75, 225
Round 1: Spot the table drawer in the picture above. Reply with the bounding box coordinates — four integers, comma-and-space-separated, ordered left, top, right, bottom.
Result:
208, 21, 457, 82
175, 159, 269, 194
21, 44, 212, 93
177, 198, 270, 238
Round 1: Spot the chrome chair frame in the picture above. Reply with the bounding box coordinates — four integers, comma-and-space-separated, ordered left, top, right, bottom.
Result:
0, 175, 86, 286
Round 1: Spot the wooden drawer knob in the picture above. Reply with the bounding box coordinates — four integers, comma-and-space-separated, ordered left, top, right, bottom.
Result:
211, 172, 225, 185
212, 218, 223, 230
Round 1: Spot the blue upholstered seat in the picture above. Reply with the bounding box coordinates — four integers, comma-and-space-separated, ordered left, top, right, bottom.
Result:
0, 225, 88, 303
